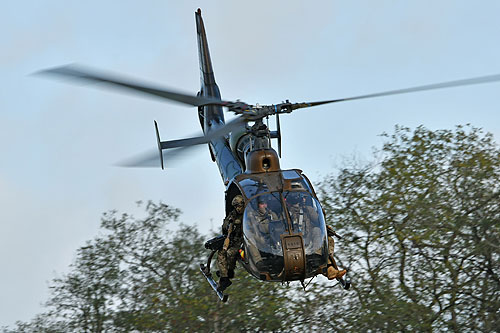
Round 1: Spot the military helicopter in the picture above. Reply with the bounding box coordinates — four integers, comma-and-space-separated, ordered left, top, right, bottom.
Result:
39, 9, 500, 302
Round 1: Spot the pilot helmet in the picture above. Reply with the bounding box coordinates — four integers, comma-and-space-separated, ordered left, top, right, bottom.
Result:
232, 195, 244, 207
287, 192, 302, 205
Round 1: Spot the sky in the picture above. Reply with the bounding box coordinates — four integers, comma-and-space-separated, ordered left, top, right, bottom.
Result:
1, 0, 500, 327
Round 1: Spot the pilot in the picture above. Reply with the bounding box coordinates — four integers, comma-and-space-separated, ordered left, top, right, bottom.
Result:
246, 196, 281, 262
217, 195, 245, 292
286, 193, 318, 234
248, 196, 279, 233
286, 193, 346, 280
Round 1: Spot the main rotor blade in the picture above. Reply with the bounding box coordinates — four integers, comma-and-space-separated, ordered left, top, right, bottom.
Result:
116, 146, 201, 168
291, 74, 500, 110
116, 149, 162, 168
36, 64, 226, 107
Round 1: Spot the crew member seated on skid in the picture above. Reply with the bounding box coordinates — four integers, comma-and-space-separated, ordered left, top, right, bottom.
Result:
217, 195, 244, 292
325, 225, 347, 280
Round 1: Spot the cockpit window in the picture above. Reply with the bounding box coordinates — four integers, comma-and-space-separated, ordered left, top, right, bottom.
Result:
282, 171, 312, 192
244, 193, 286, 255
289, 179, 308, 191
282, 170, 300, 179
236, 170, 316, 200
238, 178, 269, 198
242, 190, 329, 280
283, 191, 326, 255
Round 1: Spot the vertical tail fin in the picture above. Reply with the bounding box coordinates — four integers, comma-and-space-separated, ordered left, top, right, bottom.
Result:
194, 9, 243, 185
195, 8, 220, 98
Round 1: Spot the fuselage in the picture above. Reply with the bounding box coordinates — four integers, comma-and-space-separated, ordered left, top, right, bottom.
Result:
195, 9, 329, 282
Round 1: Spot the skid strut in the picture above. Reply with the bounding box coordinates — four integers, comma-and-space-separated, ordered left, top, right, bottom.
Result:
200, 250, 228, 302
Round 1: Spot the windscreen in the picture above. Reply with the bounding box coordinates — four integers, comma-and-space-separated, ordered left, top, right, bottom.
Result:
283, 192, 329, 275
243, 192, 286, 279
283, 191, 327, 254
242, 191, 329, 280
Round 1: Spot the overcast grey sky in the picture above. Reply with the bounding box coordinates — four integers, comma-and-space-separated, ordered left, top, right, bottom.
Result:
1, 0, 500, 327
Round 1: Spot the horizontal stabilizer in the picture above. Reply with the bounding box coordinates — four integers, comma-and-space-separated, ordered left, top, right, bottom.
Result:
117, 117, 247, 169
157, 116, 246, 150
159, 135, 212, 150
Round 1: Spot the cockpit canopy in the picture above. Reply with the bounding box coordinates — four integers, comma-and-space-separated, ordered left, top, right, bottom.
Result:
230, 170, 329, 281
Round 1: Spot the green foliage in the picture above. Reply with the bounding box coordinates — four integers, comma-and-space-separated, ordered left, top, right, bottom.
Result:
5, 201, 297, 332
320, 125, 500, 332
5, 125, 500, 332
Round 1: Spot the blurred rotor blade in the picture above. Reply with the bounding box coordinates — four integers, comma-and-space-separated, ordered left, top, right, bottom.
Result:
116, 146, 202, 168
36, 64, 228, 107
291, 73, 500, 111
116, 149, 162, 168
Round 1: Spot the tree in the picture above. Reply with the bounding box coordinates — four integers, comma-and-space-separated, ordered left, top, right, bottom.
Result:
319, 125, 500, 332
5, 201, 294, 332
8, 125, 499, 332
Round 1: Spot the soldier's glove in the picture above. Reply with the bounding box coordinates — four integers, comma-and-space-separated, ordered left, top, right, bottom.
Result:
223, 237, 230, 251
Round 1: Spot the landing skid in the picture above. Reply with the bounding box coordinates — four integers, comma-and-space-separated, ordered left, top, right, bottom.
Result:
337, 276, 351, 290
200, 246, 228, 302
200, 263, 228, 302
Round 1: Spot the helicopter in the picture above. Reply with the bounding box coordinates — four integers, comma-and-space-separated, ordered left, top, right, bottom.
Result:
38, 8, 500, 302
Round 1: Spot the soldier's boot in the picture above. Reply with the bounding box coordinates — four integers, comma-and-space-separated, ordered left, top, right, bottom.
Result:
216, 270, 229, 278
326, 266, 346, 280
217, 277, 232, 292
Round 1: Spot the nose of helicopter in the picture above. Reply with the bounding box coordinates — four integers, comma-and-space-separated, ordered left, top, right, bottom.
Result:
238, 186, 330, 282
241, 230, 329, 282
281, 235, 306, 281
